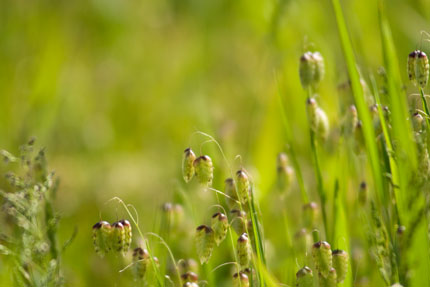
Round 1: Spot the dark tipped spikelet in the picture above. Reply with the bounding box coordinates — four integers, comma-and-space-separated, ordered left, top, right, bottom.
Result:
408, 50, 418, 83
277, 152, 294, 191
233, 271, 250, 287
307, 98, 329, 141
132, 247, 150, 280
111, 221, 125, 253
332, 249, 348, 283
195, 225, 215, 264
302, 202, 318, 228
211, 212, 229, 246
230, 209, 247, 236
318, 268, 337, 287
194, 155, 214, 186
236, 169, 251, 204
183, 148, 196, 183
408, 50, 429, 88
312, 241, 332, 278
120, 219, 132, 252
92, 221, 112, 257
299, 51, 325, 90
296, 266, 313, 287
237, 233, 252, 268
412, 112, 424, 133
178, 258, 198, 274
225, 178, 239, 209
181, 271, 199, 284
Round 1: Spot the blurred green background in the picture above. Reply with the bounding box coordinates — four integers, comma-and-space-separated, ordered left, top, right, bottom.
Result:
1, 0, 430, 286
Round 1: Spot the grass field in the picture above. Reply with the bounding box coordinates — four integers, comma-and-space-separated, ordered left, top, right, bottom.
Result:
0, 0, 430, 286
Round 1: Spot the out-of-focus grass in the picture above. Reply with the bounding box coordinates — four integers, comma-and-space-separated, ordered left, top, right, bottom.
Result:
0, 0, 430, 286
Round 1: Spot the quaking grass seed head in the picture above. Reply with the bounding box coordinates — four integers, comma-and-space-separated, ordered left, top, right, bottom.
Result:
193, 155, 214, 186
302, 202, 318, 228
318, 268, 337, 287
236, 169, 251, 204
111, 221, 125, 253
181, 271, 199, 283
195, 225, 215, 264
230, 209, 247, 235
416, 51, 429, 88
92, 221, 112, 256
277, 153, 294, 191
119, 219, 132, 252
237, 233, 252, 268
132, 247, 150, 280
183, 148, 196, 183
312, 241, 332, 278
412, 112, 424, 133
296, 266, 314, 287
233, 272, 250, 287
299, 51, 325, 89
183, 283, 199, 287
225, 178, 239, 209
408, 50, 418, 83
332, 249, 348, 283
178, 258, 199, 274
211, 212, 229, 246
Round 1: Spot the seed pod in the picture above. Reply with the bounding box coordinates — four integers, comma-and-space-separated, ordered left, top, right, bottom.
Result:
344, 105, 358, 135
119, 219, 132, 252
312, 241, 332, 278
318, 268, 337, 287
358, 181, 367, 206
408, 50, 418, 84
211, 212, 229, 246
412, 112, 424, 133
300, 52, 315, 89
312, 52, 325, 86
92, 221, 112, 257
230, 209, 247, 236
233, 272, 250, 287
183, 283, 199, 287
181, 271, 199, 283
132, 247, 150, 280
194, 155, 214, 186
237, 233, 252, 268
295, 228, 312, 255
195, 225, 215, 264
178, 258, 199, 274
236, 169, 251, 204
225, 178, 239, 209
307, 98, 329, 141
277, 153, 294, 191
332, 249, 348, 283
111, 221, 125, 253
183, 148, 196, 183
296, 266, 314, 287
303, 202, 318, 228
416, 51, 429, 88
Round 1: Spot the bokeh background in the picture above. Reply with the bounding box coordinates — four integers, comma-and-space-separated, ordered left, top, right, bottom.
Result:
1, 0, 430, 286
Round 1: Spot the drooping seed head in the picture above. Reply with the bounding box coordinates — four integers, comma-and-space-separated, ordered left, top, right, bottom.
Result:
230, 209, 247, 236
195, 225, 215, 264
233, 271, 250, 287
119, 219, 132, 252
332, 249, 348, 283
312, 241, 333, 278
295, 228, 312, 255
300, 52, 315, 89
178, 258, 199, 274
237, 233, 252, 268
183, 282, 199, 287
277, 153, 294, 191
312, 52, 325, 86
408, 50, 418, 83
111, 221, 125, 253
318, 268, 337, 287
183, 148, 196, 183
412, 112, 424, 133
92, 221, 112, 257
358, 181, 367, 206
225, 178, 239, 209
416, 51, 429, 88
302, 202, 318, 228
181, 271, 199, 283
307, 98, 329, 141
344, 105, 358, 135
277, 152, 289, 168
193, 155, 214, 186
296, 266, 314, 287
236, 169, 251, 204
132, 247, 150, 280
211, 212, 229, 246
